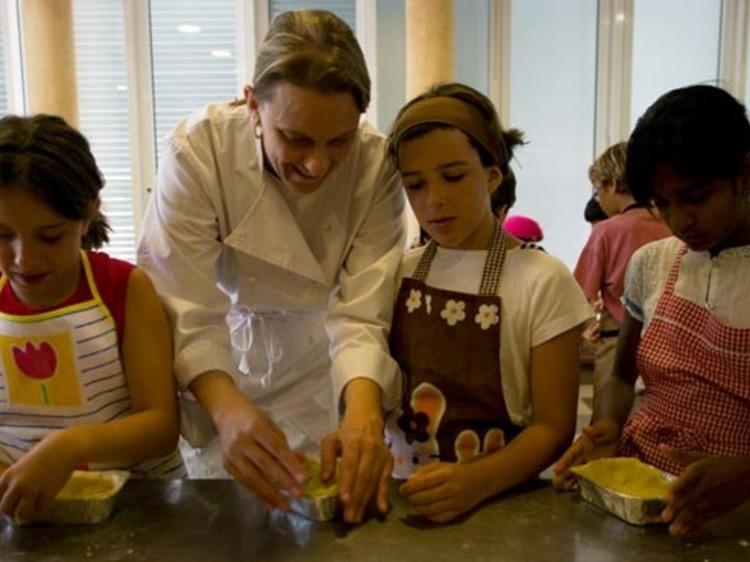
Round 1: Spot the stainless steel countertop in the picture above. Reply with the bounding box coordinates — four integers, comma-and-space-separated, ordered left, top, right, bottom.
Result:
2, 479, 749, 561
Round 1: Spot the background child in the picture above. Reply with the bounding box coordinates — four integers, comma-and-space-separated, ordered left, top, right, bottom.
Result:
385, 83, 592, 523
573, 142, 670, 396
584, 196, 608, 225
489, 162, 546, 251
503, 214, 545, 251
554, 85, 750, 537
579, 196, 611, 363
0, 115, 182, 523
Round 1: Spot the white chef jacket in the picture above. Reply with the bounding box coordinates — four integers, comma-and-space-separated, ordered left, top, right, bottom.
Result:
137, 101, 405, 461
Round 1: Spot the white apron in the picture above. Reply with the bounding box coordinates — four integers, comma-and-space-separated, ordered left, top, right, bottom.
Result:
180, 306, 336, 478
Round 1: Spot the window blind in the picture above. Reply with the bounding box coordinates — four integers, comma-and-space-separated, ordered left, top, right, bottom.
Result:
0, 2, 8, 115
73, 0, 135, 262
150, 0, 238, 158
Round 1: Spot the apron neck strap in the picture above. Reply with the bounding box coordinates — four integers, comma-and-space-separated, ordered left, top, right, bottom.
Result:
478, 223, 508, 295
411, 240, 438, 282
661, 243, 690, 295
411, 223, 508, 295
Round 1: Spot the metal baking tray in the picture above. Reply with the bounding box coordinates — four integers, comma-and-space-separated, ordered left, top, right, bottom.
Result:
572, 459, 673, 526
39, 470, 130, 525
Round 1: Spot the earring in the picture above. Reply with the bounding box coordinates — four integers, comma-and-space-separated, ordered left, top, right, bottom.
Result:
253, 123, 262, 139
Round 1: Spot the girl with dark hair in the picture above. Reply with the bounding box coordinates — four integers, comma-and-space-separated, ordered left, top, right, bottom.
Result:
0, 115, 182, 523
555, 85, 750, 537
385, 83, 591, 522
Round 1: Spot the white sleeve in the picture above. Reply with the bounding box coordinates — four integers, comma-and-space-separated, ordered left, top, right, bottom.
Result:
622, 245, 649, 323
529, 255, 594, 347
137, 136, 239, 390
325, 157, 406, 411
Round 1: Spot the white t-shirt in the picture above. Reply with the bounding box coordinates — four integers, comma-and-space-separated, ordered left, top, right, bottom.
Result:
400, 245, 593, 426
623, 236, 750, 332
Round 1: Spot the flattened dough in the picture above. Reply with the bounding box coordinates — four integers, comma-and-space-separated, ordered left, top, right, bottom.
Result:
572, 457, 670, 499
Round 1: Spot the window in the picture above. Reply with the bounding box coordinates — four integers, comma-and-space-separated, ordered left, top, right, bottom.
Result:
508, 0, 598, 267
0, 1, 8, 115
455, 0, 490, 96
74, 0, 135, 261
0, 0, 21, 117
630, 0, 721, 127
150, 0, 240, 153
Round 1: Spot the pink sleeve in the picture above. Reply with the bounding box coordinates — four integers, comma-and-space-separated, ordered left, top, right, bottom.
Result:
573, 226, 607, 302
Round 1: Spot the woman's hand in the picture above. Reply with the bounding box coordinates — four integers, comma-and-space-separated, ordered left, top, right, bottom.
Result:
399, 462, 483, 523
320, 378, 392, 524
213, 384, 307, 511
552, 418, 620, 491
660, 447, 750, 537
0, 431, 79, 523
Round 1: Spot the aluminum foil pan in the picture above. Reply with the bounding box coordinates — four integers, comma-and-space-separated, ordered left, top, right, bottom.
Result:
285, 457, 338, 522
572, 458, 673, 526
575, 472, 668, 525
40, 470, 130, 525
288, 492, 338, 522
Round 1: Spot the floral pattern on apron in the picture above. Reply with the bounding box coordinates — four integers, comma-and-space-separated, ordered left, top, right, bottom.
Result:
617, 245, 750, 475
386, 225, 522, 478
0, 252, 184, 477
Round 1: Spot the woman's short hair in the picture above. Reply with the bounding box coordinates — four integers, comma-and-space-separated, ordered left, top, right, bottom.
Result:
253, 10, 371, 113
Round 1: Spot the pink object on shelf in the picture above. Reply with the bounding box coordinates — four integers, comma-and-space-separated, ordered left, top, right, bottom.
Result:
503, 214, 544, 242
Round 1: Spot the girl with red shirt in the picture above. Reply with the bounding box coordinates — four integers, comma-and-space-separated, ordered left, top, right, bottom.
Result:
0, 115, 182, 524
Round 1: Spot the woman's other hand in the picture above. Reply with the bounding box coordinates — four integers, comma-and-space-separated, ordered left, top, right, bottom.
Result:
193, 372, 307, 511
321, 378, 392, 524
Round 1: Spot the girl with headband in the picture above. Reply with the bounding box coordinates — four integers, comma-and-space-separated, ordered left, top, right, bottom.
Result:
385, 83, 592, 522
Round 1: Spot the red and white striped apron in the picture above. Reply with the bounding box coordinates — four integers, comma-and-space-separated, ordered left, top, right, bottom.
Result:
617, 245, 750, 475
0, 252, 183, 477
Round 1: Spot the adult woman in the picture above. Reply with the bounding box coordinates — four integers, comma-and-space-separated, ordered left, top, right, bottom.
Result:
138, 10, 405, 524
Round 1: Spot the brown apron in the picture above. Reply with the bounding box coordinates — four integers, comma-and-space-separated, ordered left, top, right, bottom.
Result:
385, 225, 522, 478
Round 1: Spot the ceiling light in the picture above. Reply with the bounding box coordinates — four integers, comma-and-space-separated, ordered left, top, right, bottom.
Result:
177, 24, 202, 33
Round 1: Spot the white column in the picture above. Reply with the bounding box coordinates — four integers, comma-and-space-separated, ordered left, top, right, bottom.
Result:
719, 0, 750, 102
594, 0, 633, 157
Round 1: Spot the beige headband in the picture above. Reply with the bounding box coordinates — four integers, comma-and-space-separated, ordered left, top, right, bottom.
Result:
390, 96, 502, 164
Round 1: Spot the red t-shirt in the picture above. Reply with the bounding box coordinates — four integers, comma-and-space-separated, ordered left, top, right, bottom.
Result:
574, 208, 671, 323
0, 251, 134, 343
